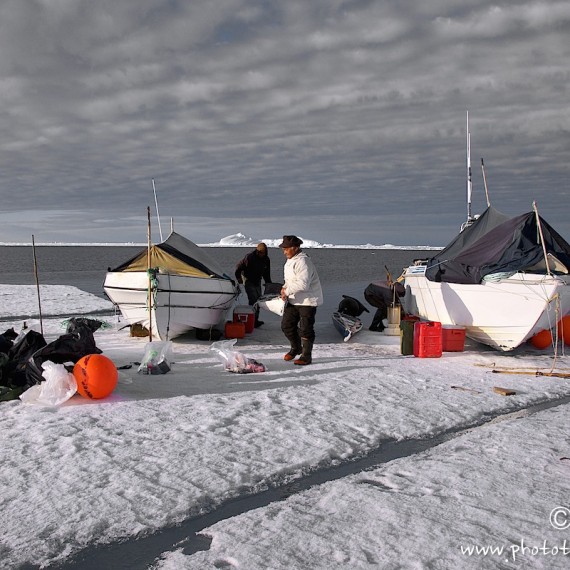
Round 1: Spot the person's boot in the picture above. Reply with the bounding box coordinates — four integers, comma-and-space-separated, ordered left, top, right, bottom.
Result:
294, 340, 313, 365
255, 319, 264, 328
283, 345, 301, 361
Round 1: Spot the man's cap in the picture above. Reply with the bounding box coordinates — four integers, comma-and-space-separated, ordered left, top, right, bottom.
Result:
279, 235, 303, 248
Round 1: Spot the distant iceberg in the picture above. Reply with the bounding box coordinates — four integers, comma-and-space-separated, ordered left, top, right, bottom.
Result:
200, 233, 440, 250
212, 233, 324, 248
0, 234, 440, 250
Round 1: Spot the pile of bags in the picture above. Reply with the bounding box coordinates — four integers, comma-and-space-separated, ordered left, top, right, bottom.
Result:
0, 318, 102, 402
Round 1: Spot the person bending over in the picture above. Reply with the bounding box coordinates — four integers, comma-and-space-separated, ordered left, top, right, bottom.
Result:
235, 242, 272, 328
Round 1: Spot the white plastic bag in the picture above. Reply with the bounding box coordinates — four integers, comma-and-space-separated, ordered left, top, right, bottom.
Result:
255, 295, 285, 316
138, 341, 173, 374
19, 361, 77, 406
209, 339, 266, 374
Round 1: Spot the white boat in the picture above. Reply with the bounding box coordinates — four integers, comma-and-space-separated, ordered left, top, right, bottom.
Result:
402, 259, 570, 351
104, 232, 238, 340
401, 116, 570, 351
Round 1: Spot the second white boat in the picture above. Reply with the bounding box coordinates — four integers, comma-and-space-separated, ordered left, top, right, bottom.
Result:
104, 232, 238, 340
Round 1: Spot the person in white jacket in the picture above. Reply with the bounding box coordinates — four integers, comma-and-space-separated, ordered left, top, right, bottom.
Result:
279, 235, 323, 365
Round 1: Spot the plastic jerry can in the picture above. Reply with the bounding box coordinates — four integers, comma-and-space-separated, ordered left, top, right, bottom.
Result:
413, 321, 442, 358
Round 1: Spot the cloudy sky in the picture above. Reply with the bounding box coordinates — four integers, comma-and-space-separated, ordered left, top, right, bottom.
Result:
1, 0, 569, 246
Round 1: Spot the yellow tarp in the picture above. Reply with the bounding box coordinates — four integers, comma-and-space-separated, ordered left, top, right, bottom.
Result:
121, 246, 211, 277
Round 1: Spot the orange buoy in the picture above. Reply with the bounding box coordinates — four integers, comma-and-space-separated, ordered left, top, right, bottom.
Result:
529, 329, 552, 349
556, 315, 570, 345
73, 354, 118, 399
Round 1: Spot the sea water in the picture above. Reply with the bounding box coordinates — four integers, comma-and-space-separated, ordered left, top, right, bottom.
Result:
0, 246, 431, 323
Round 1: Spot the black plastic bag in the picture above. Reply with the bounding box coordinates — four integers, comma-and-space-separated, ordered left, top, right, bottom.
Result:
337, 295, 369, 317
0, 327, 18, 354
4, 331, 48, 388
66, 317, 104, 334
25, 326, 102, 388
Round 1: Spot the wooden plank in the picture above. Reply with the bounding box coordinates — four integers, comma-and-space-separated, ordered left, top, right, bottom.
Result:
493, 386, 516, 396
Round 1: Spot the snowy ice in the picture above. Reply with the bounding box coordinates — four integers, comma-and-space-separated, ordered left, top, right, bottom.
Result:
0, 285, 569, 569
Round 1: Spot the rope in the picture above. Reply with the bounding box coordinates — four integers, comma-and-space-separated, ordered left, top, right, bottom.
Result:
146, 268, 159, 311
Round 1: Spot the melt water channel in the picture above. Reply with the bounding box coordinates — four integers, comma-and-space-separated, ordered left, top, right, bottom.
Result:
41, 396, 569, 569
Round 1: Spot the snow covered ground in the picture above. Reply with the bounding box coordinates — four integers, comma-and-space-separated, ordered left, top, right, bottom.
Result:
1, 285, 569, 569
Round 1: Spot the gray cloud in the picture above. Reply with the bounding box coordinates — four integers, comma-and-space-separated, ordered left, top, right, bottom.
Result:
1, 0, 569, 245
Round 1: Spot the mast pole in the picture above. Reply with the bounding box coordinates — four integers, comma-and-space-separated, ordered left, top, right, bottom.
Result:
466, 111, 472, 223
147, 206, 153, 341
152, 178, 164, 242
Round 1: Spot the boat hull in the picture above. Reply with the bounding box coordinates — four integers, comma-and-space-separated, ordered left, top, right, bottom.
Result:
401, 266, 570, 351
104, 271, 237, 340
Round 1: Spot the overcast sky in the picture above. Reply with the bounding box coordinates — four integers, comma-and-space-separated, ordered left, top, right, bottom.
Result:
1, 0, 568, 246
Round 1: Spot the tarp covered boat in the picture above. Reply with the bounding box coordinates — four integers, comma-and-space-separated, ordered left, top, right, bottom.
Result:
401, 207, 570, 351
424, 207, 570, 284
104, 232, 237, 340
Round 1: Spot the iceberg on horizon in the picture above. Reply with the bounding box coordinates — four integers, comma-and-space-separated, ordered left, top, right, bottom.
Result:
0, 233, 441, 250
209, 233, 324, 248
200, 233, 439, 250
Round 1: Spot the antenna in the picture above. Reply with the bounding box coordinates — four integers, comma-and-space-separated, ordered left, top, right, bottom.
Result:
151, 178, 164, 242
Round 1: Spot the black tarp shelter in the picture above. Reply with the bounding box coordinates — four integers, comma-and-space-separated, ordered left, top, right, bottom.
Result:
425, 207, 570, 284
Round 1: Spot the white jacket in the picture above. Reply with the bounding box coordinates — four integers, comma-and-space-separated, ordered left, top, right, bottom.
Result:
283, 251, 323, 306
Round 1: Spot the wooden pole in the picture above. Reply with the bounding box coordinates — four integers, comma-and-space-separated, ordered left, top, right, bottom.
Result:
147, 207, 153, 342
533, 201, 551, 276
481, 158, 491, 207
31, 235, 44, 336
151, 179, 164, 242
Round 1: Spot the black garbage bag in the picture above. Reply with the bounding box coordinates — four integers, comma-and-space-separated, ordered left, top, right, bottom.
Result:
66, 317, 104, 334
337, 295, 370, 317
0, 328, 19, 388
25, 325, 102, 388
3, 330, 48, 388
0, 327, 18, 354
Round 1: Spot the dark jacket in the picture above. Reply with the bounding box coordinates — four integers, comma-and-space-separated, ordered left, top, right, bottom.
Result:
235, 250, 272, 286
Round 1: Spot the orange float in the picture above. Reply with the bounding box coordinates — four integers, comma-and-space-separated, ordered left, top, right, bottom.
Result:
529, 329, 552, 350
556, 315, 570, 345
73, 354, 118, 399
